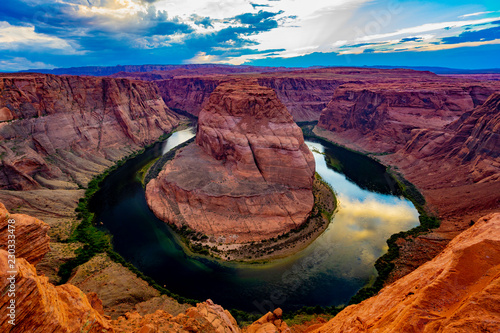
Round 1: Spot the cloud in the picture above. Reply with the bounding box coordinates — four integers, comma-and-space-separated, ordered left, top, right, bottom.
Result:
440, 25, 500, 44
0, 21, 81, 54
399, 37, 423, 43
354, 17, 500, 43
459, 11, 494, 19
0, 57, 54, 71
234, 10, 282, 25
191, 14, 214, 28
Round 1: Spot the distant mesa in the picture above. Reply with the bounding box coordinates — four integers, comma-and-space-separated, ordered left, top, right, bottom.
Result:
146, 80, 315, 243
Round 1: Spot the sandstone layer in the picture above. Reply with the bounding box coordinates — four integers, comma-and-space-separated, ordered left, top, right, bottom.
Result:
0, 202, 50, 265
112, 299, 241, 333
310, 213, 500, 333
0, 73, 178, 192
315, 78, 500, 281
318, 81, 498, 153
146, 80, 315, 243
135, 67, 498, 122
0, 204, 112, 332
0, 250, 113, 333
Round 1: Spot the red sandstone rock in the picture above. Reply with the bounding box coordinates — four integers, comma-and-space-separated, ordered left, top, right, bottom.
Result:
0, 73, 179, 191
146, 80, 315, 243
0, 202, 50, 265
310, 213, 500, 333
318, 82, 498, 153
112, 299, 241, 333
244, 308, 290, 333
0, 250, 113, 332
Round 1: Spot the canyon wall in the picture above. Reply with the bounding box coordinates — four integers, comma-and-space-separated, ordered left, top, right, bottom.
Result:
146, 80, 315, 243
310, 213, 500, 333
0, 73, 178, 191
315, 78, 500, 282
318, 82, 498, 153
0, 73, 179, 242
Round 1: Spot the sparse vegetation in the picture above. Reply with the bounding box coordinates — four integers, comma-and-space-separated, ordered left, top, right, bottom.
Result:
56, 127, 200, 306
299, 124, 440, 309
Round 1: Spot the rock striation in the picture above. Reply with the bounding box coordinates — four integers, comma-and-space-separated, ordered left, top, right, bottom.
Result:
0, 73, 178, 191
0, 202, 50, 265
0, 250, 114, 333
146, 80, 315, 243
318, 82, 498, 153
113, 299, 241, 333
0, 204, 112, 332
310, 213, 500, 333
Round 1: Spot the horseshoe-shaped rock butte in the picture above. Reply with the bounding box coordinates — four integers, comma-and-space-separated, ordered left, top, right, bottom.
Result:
146, 80, 315, 244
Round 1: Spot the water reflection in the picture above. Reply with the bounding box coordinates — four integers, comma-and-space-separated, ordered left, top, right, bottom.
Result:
94, 132, 420, 312
162, 127, 196, 154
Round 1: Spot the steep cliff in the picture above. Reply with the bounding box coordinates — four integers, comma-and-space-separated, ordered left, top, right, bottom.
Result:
0, 73, 179, 191
156, 77, 221, 116
0, 203, 112, 332
318, 83, 497, 153
310, 213, 500, 333
146, 80, 315, 243
391, 92, 500, 221
0, 202, 49, 265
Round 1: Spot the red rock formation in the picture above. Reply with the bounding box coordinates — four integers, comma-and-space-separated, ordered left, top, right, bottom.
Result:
309, 213, 500, 333
388, 92, 500, 223
244, 308, 290, 333
318, 82, 498, 153
0, 73, 178, 191
0, 202, 50, 265
112, 299, 241, 333
156, 77, 221, 116
257, 77, 341, 122
146, 80, 315, 243
0, 250, 113, 332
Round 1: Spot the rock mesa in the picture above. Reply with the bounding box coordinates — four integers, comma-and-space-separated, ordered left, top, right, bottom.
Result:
146, 80, 315, 243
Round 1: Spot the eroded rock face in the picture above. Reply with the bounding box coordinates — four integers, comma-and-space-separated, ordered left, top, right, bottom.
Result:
112, 299, 241, 333
0, 73, 179, 191
310, 213, 500, 333
0, 202, 50, 265
318, 83, 497, 153
0, 250, 113, 333
244, 308, 290, 333
146, 81, 315, 243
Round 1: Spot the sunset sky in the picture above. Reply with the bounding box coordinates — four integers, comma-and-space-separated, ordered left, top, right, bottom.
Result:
1, 0, 499, 71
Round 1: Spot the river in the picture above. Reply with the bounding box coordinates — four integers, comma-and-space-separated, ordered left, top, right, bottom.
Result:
90, 127, 419, 314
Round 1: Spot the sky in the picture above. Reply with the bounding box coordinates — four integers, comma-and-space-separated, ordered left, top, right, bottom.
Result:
0, 0, 499, 71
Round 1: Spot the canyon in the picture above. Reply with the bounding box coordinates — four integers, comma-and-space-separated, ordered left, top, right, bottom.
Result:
146, 80, 316, 244
0, 65, 499, 331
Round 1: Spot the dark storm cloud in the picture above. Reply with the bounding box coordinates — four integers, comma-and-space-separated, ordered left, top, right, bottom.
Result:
440, 25, 500, 44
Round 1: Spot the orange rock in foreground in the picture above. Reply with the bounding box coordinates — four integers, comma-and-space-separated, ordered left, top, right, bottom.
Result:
0, 250, 113, 332
146, 81, 315, 243
113, 299, 241, 333
0, 202, 50, 265
311, 213, 500, 333
244, 308, 290, 333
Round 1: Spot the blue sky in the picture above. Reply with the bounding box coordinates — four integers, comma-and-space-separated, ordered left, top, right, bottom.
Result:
0, 0, 499, 71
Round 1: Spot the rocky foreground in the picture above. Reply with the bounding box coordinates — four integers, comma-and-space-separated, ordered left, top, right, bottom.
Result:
1, 202, 499, 332
146, 80, 315, 244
